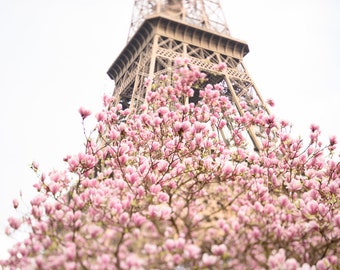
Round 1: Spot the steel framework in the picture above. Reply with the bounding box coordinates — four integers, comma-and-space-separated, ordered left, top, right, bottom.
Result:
107, 0, 269, 150
127, 0, 230, 41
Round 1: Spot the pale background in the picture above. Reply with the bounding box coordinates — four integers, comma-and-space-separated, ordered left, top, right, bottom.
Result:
0, 0, 339, 259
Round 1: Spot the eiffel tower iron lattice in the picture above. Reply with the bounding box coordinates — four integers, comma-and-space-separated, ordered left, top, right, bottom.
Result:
107, 0, 269, 150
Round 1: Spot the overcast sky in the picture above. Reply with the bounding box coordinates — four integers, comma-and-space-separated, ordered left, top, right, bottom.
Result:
0, 0, 339, 259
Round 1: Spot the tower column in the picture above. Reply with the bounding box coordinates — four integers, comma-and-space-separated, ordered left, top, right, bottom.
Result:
224, 75, 261, 151
145, 34, 161, 100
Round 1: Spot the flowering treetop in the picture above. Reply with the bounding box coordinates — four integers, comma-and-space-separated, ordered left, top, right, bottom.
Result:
1, 59, 339, 270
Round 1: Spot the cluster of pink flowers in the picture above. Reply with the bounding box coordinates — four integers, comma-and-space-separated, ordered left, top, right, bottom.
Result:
1, 60, 339, 269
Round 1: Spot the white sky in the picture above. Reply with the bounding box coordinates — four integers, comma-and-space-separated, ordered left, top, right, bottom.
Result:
0, 0, 339, 259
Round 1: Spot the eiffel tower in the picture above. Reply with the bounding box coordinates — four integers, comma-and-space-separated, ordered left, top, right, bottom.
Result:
107, 0, 269, 150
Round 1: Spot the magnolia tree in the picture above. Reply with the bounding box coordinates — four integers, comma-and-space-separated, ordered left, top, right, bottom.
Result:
1, 59, 339, 270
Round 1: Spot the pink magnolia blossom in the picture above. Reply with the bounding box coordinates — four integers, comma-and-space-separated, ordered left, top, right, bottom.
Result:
12, 199, 19, 209
184, 244, 201, 259
211, 244, 227, 256
8, 217, 22, 230
267, 98, 275, 107
131, 212, 146, 227
202, 253, 218, 266
31, 161, 39, 171
214, 62, 227, 72
78, 106, 91, 119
